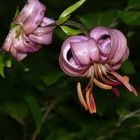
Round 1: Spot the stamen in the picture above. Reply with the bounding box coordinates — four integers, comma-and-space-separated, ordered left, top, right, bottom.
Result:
100, 64, 107, 75
123, 76, 129, 82
84, 65, 95, 92
93, 78, 112, 90
77, 82, 88, 110
99, 65, 118, 82
112, 88, 120, 97
97, 69, 121, 86
98, 65, 130, 86
94, 63, 98, 78
86, 88, 96, 113
111, 72, 138, 96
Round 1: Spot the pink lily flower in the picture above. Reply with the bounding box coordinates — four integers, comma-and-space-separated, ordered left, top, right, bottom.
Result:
59, 26, 138, 114
3, 0, 55, 61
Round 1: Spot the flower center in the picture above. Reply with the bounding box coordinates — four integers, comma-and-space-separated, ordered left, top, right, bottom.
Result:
76, 64, 113, 114
12, 25, 22, 39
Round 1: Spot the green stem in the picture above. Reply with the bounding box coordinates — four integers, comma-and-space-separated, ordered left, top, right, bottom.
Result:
64, 20, 90, 37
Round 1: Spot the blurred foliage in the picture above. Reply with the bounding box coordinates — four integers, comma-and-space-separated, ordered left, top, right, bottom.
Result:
0, 0, 140, 140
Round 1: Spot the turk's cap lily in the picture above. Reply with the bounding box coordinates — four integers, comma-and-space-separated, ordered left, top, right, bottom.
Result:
2, 0, 56, 61
59, 26, 138, 114
60, 27, 130, 74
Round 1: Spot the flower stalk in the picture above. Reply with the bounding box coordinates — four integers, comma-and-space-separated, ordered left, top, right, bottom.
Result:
64, 20, 90, 37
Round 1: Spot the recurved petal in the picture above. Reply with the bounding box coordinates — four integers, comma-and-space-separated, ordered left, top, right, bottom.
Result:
70, 39, 100, 66
61, 36, 89, 65
10, 44, 27, 61
23, 2, 46, 34
14, 0, 45, 25
109, 29, 128, 64
69, 57, 79, 69
22, 33, 40, 52
119, 47, 129, 63
90, 26, 110, 41
105, 63, 121, 71
2, 30, 14, 52
61, 35, 89, 55
98, 38, 111, 57
41, 17, 55, 27
59, 54, 88, 77
107, 29, 118, 60
29, 32, 53, 45
16, 52, 27, 61
130, 85, 138, 96
111, 72, 138, 96
32, 26, 55, 35
11, 32, 39, 53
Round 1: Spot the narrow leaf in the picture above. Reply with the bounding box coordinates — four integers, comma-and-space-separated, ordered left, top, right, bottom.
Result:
25, 95, 42, 132
118, 11, 140, 26
11, 6, 20, 28
60, 25, 82, 35
80, 10, 118, 29
59, 0, 86, 18
41, 71, 64, 86
2, 101, 29, 124
56, 15, 70, 25
128, 0, 140, 10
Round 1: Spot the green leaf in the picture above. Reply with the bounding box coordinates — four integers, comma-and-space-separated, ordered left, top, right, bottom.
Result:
14, 6, 19, 18
118, 11, 140, 26
55, 28, 67, 40
117, 108, 140, 126
117, 106, 130, 117
25, 95, 42, 132
0, 55, 5, 78
80, 10, 118, 29
57, 15, 70, 25
41, 71, 64, 86
10, 6, 19, 28
60, 25, 82, 35
128, 0, 140, 10
59, 0, 86, 21
121, 60, 136, 74
0, 101, 29, 124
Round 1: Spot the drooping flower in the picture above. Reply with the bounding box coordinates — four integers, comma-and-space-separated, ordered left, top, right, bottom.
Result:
2, 0, 55, 61
59, 26, 138, 114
